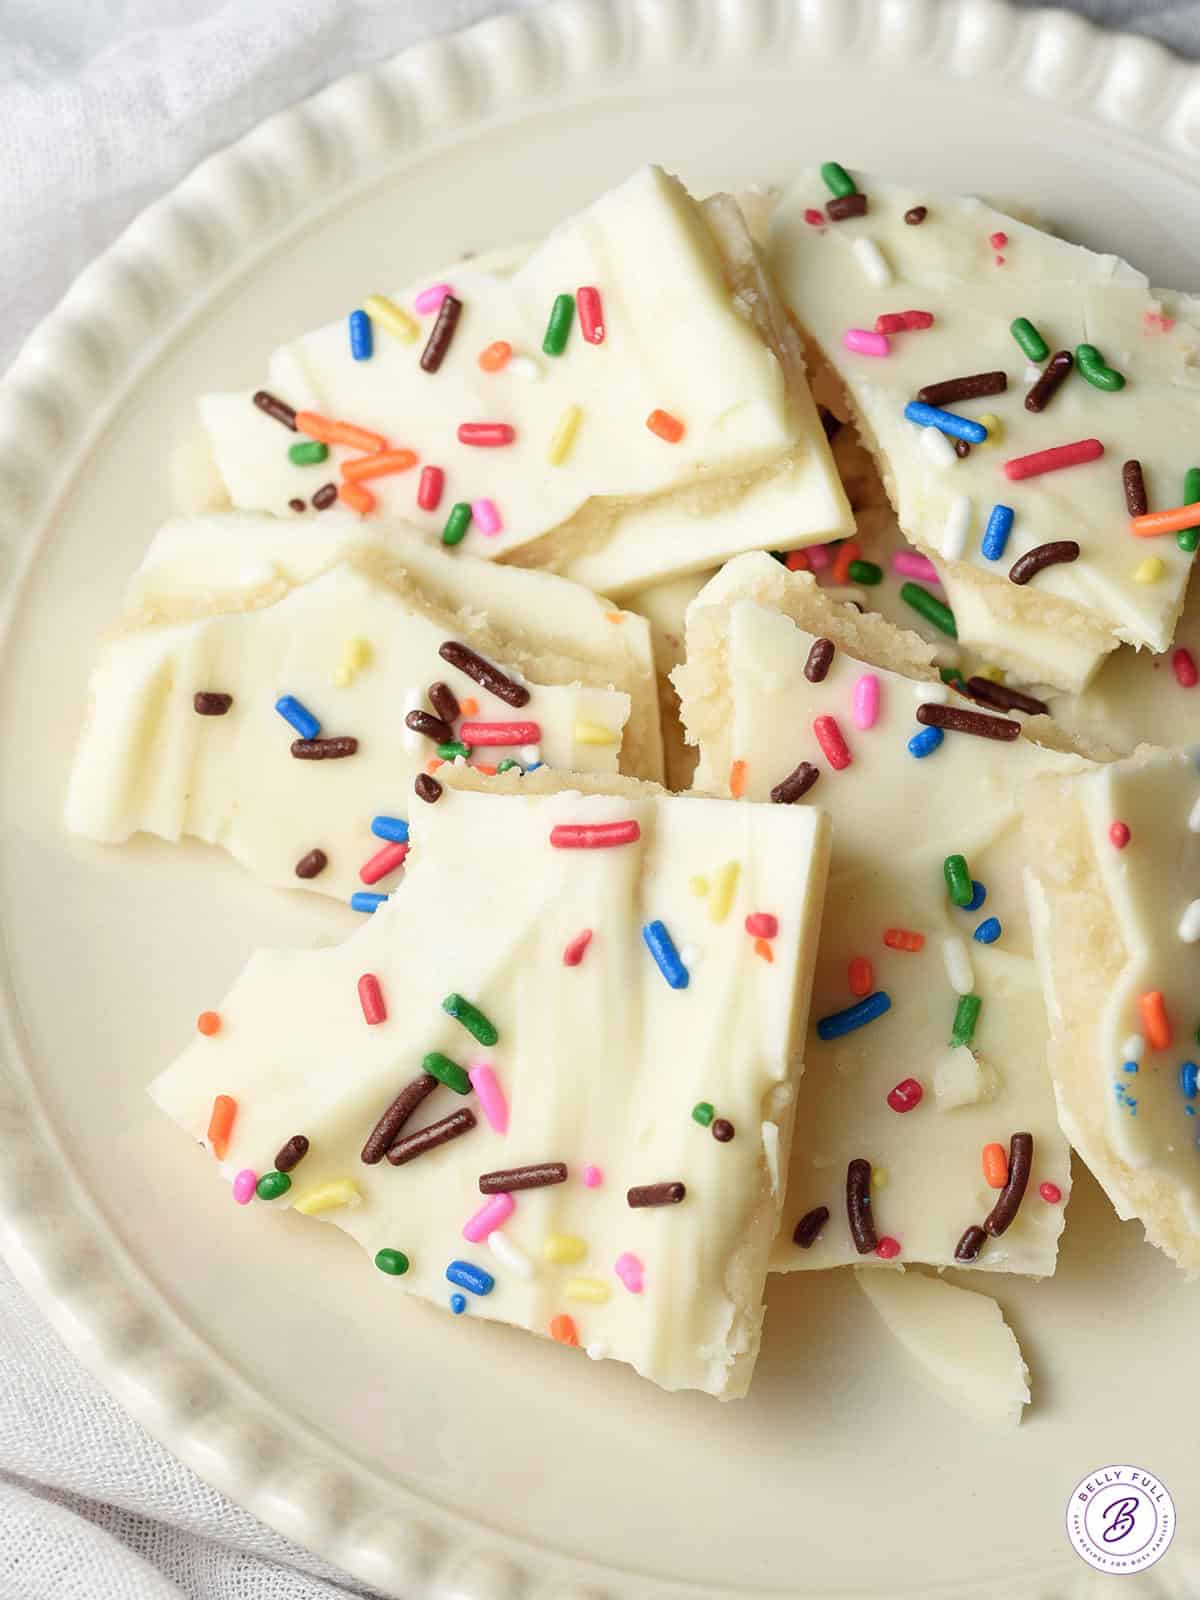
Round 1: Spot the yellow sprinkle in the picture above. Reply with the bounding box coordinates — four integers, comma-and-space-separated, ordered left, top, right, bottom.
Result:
547, 403, 583, 466
871, 1167, 889, 1190
565, 1277, 611, 1304
574, 720, 618, 746
977, 413, 1001, 445
332, 636, 372, 686
291, 1179, 361, 1216
709, 860, 740, 924
689, 875, 710, 897
976, 664, 1005, 684
364, 293, 419, 343
543, 1233, 587, 1264
1134, 557, 1165, 584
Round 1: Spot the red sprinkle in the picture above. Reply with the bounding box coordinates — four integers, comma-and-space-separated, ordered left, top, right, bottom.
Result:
883, 928, 925, 953
989, 231, 1008, 249
875, 1236, 901, 1260
1039, 1182, 1063, 1204
459, 720, 541, 746
1003, 438, 1104, 481
803, 207, 826, 228
562, 929, 593, 967
902, 309, 934, 329
359, 841, 409, 885
831, 538, 861, 586
550, 821, 641, 850
745, 913, 779, 939
875, 313, 906, 335
577, 286, 605, 344
1173, 648, 1198, 688
457, 423, 515, 447
1109, 821, 1131, 849
358, 974, 387, 1026
813, 715, 852, 771
886, 1077, 924, 1113
784, 550, 811, 571
848, 956, 874, 997
417, 465, 445, 511
550, 1314, 579, 1346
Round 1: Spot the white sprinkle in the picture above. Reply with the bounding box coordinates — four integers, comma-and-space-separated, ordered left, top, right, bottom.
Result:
918, 681, 949, 704
402, 688, 423, 752
1188, 794, 1200, 833
508, 355, 540, 381
852, 237, 893, 288
488, 1229, 534, 1281
943, 936, 974, 995
941, 495, 971, 560
1121, 1033, 1145, 1063
920, 426, 957, 468
761, 1121, 781, 1195
585, 1341, 610, 1361
1178, 900, 1200, 943
519, 744, 541, 766
1024, 362, 1043, 384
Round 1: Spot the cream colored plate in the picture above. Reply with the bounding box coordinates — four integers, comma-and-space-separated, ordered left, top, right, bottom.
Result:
1, 3, 1199, 1595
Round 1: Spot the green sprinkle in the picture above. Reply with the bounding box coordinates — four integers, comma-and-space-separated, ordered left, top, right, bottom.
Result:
692, 1101, 715, 1127
944, 854, 972, 907
1177, 468, 1200, 552
1075, 343, 1125, 392
256, 1170, 291, 1201
1009, 317, 1049, 363
900, 581, 957, 639
422, 1051, 472, 1095
288, 440, 329, 466
820, 161, 856, 199
542, 293, 575, 356
496, 758, 520, 774
1178, 529, 1200, 554
940, 667, 966, 689
442, 992, 498, 1047
847, 559, 883, 586
950, 993, 982, 1048
442, 502, 472, 546
374, 1248, 410, 1276
437, 740, 471, 761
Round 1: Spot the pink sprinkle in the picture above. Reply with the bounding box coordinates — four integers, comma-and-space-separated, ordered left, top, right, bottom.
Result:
989, 231, 1008, 249
563, 929, 593, 967
891, 550, 941, 583
417, 465, 445, 512
468, 1062, 509, 1133
745, 912, 778, 939
583, 1164, 603, 1188
994, 255, 1006, 266
358, 973, 386, 1025
1173, 648, 1198, 688
471, 497, 503, 536
550, 821, 640, 850
359, 840, 409, 885
414, 282, 453, 314
459, 719, 541, 746
232, 1170, 257, 1205
1039, 1182, 1063, 1204
843, 327, 890, 358
852, 672, 880, 730
886, 1077, 923, 1114
1143, 309, 1176, 333
901, 309, 934, 330
577, 286, 605, 344
803, 207, 826, 229
1109, 820, 1131, 850
457, 422, 515, 448
463, 1191, 515, 1243
1004, 438, 1104, 481
614, 1252, 644, 1294
805, 543, 832, 571
813, 714, 852, 771
875, 1236, 901, 1260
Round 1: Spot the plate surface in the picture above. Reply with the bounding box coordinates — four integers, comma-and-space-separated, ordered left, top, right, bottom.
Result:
2, 3, 1199, 1596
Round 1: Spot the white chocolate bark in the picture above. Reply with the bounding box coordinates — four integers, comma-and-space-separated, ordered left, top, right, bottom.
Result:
67, 516, 663, 900
1025, 748, 1200, 1274
855, 1268, 1030, 1429
673, 555, 1076, 1274
193, 166, 851, 597
150, 773, 831, 1397
768, 171, 1200, 688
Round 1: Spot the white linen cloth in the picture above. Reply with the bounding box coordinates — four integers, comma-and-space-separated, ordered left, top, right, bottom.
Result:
0, 1, 1196, 1596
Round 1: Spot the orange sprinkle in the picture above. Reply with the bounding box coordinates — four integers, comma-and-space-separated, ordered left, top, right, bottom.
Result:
753, 937, 774, 964
1139, 989, 1172, 1050
549, 1314, 579, 1346
646, 408, 685, 444
784, 550, 811, 572
478, 340, 513, 372
883, 927, 925, 953
831, 538, 862, 586
425, 757, 443, 774
473, 763, 498, 776
341, 448, 419, 482
458, 697, 479, 717
728, 759, 747, 798
295, 410, 388, 454
1130, 501, 1200, 538
206, 1094, 237, 1161
605, 610, 626, 623
848, 956, 873, 997
981, 1142, 1008, 1189
338, 481, 376, 516
196, 1011, 221, 1036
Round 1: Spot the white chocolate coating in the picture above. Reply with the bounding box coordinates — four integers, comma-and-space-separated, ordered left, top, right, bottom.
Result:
150, 776, 831, 1397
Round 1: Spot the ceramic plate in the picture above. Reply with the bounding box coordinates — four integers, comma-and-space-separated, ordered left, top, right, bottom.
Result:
1, 2, 1199, 1595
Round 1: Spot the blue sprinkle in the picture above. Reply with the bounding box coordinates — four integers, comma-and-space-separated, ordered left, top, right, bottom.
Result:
908, 726, 944, 759
275, 694, 320, 740
349, 308, 373, 361
449, 1293, 467, 1315
525, 762, 544, 773
1180, 1061, 1199, 1098
981, 504, 1014, 562
961, 880, 987, 913
1121, 1061, 1139, 1074
642, 920, 689, 990
903, 401, 988, 445
371, 815, 410, 843
817, 991, 892, 1041
446, 1260, 495, 1296
351, 891, 390, 914
1186, 1106, 1196, 1117
973, 916, 1002, 944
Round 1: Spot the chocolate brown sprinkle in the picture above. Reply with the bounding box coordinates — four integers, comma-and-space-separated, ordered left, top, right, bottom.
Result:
428, 681, 461, 724
983, 1132, 1034, 1237
291, 736, 358, 760
362, 1074, 438, 1165
414, 773, 443, 804
478, 1162, 568, 1194
1009, 540, 1080, 586
419, 293, 462, 373
253, 389, 296, 430
405, 709, 454, 745
804, 637, 835, 683
904, 205, 927, 225
274, 1134, 310, 1173
818, 406, 843, 443
826, 193, 867, 222
915, 702, 1020, 742
627, 1181, 686, 1208
953, 438, 972, 459
954, 1224, 987, 1262
793, 1205, 830, 1249
1122, 459, 1148, 518
386, 1106, 476, 1167
846, 1158, 877, 1254
1024, 349, 1073, 413
288, 497, 307, 513
294, 848, 328, 880
916, 371, 1007, 407
312, 482, 338, 511
438, 640, 531, 708
711, 1118, 735, 1143
964, 676, 1049, 718
770, 761, 820, 805
193, 692, 232, 716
